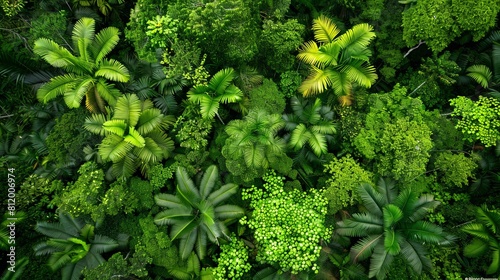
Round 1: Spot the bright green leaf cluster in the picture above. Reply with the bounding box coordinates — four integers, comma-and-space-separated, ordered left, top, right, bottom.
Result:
323, 154, 374, 214
145, 15, 178, 49
214, 234, 251, 280
241, 170, 332, 274
433, 152, 477, 188
450, 96, 500, 147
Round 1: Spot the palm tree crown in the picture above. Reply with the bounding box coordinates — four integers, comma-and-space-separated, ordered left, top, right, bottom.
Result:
154, 165, 244, 260
34, 17, 130, 113
297, 15, 377, 105
336, 178, 453, 280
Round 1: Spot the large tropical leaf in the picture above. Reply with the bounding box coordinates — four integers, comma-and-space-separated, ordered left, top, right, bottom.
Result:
199, 96, 220, 119
155, 193, 184, 208
383, 229, 401, 255
404, 221, 445, 244
208, 68, 236, 95
168, 217, 198, 241
487, 248, 500, 275
37, 74, 77, 104
34, 38, 78, 68
207, 183, 239, 206
350, 234, 383, 262
136, 108, 163, 135
98, 134, 133, 162
307, 130, 327, 156
345, 60, 378, 88
476, 204, 500, 234
94, 78, 120, 106
299, 66, 334, 97
113, 94, 142, 126
408, 194, 440, 222
135, 137, 162, 164
328, 70, 351, 98
72, 17, 95, 61
95, 59, 130, 83
124, 126, 146, 148
357, 183, 384, 216
289, 123, 312, 151
400, 239, 431, 275
336, 23, 376, 53
312, 15, 340, 44
462, 223, 490, 240
176, 167, 201, 207
463, 237, 489, 257
368, 243, 394, 280
35, 222, 77, 240
214, 204, 245, 219
89, 235, 118, 254
200, 165, 218, 200
467, 65, 492, 88
111, 153, 137, 178
102, 119, 127, 136
216, 84, 243, 104
91, 27, 120, 63
179, 229, 198, 260
195, 227, 207, 260
383, 204, 403, 228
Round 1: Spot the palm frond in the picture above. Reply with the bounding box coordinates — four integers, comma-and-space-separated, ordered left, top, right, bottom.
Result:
307, 131, 328, 156
98, 134, 133, 162
102, 119, 127, 136
37, 74, 77, 104
350, 234, 383, 262
113, 94, 142, 126
94, 78, 120, 106
153, 208, 194, 224
289, 123, 312, 151
462, 223, 490, 240
145, 130, 174, 158
487, 249, 500, 275
408, 194, 440, 222
400, 239, 431, 275
345, 60, 377, 88
377, 178, 397, 205
84, 114, 108, 135
215, 204, 245, 219
155, 193, 184, 208
72, 17, 95, 61
34, 38, 77, 68
368, 243, 393, 280
463, 237, 489, 257
329, 70, 351, 98
179, 229, 198, 260
208, 68, 236, 95
336, 23, 376, 52
124, 126, 146, 148
47, 251, 72, 271
476, 204, 500, 234
297, 41, 323, 66
313, 15, 340, 44
136, 108, 163, 135
91, 26, 120, 63
467, 65, 492, 88
176, 167, 201, 206
207, 183, 238, 206
200, 165, 218, 200
384, 229, 401, 255
199, 96, 220, 119
404, 221, 446, 244
35, 223, 76, 239
111, 155, 137, 179
298, 66, 333, 97
89, 235, 118, 254
64, 77, 94, 109
168, 217, 198, 241
95, 59, 130, 82
196, 227, 207, 260
357, 183, 384, 216
217, 84, 243, 104
383, 204, 403, 228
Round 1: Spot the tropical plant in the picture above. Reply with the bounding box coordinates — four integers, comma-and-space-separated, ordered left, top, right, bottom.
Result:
283, 96, 336, 173
336, 178, 453, 280
34, 17, 130, 113
297, 15, 377, 105
462, 204, 500, 275
33, 212, 126, 280
221, 109, 292, 182
187, 68, 243, 123
154, 165, 244, 260
84, 93, 175, 178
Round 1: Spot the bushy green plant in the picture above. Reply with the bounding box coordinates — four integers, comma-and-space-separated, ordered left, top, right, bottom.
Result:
323, 155, 374, 214
433, 152, 477, 188
450, 96, 500, 147
248, 79, 286, 114
214, 235, 251, 279
145, 15, 179, 49
279, 71, 302, 98
241, 171, 332, 274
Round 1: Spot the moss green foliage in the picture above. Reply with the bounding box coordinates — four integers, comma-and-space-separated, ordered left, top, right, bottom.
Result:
248, 79, 286, 114
148, 163, 175, 190
402, 0, 500, 52
279, 70, 302, 98
434, 152, 477, 188
241, 171, 332, 274
214, 235, 251, 279
354, 85, 433, 182
45, 108, 90, 164
0, 0, 24, 16
28, 11, 67, 47
259, 19, 305, 73
135, 217, 177, 269
450, 96, 500, 147
323, 155, 373, 214
402, 52, 460, 109
222, 109, 292, 182
146, 15, 179, 49
420, 246, 462, 280
82, 251, 151, 279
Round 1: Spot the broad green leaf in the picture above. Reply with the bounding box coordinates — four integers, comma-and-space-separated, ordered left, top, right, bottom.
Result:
313, 15, 340, 43
200, 165, 218, 200
207, 183, 238, 206
368, 243, 393, 280
95, 59, 130, 82
155, 193, 184, 208
350, 234, 383, 262
383, 204, 403, 228
102, 119, 127, 136
72, 17, 95, 62
114, 94, 141, 126
215, 204, 245, 219
400, 239, 431, 274
463, 238, 489, 257
124, 126, 146, 148
37, 74, 77, 104
383, 229, 401, 255
91, 26, 120, 63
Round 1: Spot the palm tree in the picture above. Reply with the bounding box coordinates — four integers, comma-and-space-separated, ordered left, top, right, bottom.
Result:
84, 93, 175, 178
154, 165, 244, 260
462, 204, 500, 275
283, 96, 336, 173
187, 68, 243, 123
222, 109, 289, 180
336, 178, 453, 280
33, 212, 126, 280
34, 17, 130, 113
297, 15, 377, 105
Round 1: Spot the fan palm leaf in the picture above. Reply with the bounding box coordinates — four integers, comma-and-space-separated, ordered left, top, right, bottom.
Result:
215, 204, 245, 219
90, 27, 120, 63
113, 94, 142, 126
72, 17, 95, 61
312, 15, 340, 44
345, 60, 378, 88
200, 165, 218, 199
208, 68, 236, 95
84, 114, 108, 136
124, 126, 146, 147
463, 238, 489, 257
336, 23, 376, 52
136, 108, 163, 135
33, 39, 78, 69
99, 134, 133, 162
37, 74, 77, 104
179, 229, 198, 260
350, 234, 383, 262
368, 243, 393, 280
467, 65, 492, 88
400, 239, 431, 275
299, 66, 333, 97
102, 119, 127, 136
95, 59, 130, 82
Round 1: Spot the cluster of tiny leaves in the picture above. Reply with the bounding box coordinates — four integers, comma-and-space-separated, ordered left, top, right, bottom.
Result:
450, 96, 500, 147
241, 170, 331, 274
279, 71, 302, 98
174, 115, 212, 151
148, 163, 175, 190
323, 155, 374, 214
0, 0, 24, 16
145, 15, 178, 49
420, 245, 462, 280
214, 234, 251, 280
434, 152, 477, 188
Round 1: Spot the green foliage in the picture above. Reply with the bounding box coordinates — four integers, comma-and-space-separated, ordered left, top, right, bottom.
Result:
259, 19, 305, 73
45, 108, 90, 164
188, 68, 243, 121
241, 170, 332, 274
433, 152, 477, 188
82, 251, 151, 279
323, 154, 374, 214
84, 94, 175, 178
222, 109, 292, 182
402, 0, 500, 53
419, 245, 462, 280
146, 15, 179, 49
297, 15, 377, 105
28, 11, 68, 48
154, 165, 244, 260
135, 217, 177, 269
214, 235, 251, 279
34, 212, 124, 280
462, 205, 500, 275
34, 17, 130, 113
148, 163, 175, 190
402, 52, 460, 109
185, 0, 259, 66
0, 0, 24, 16
354, 85, 433, 182
248, 79, 286, 114
336, 178, 453, 280
279, 70, 302, 98
174, 115, 213, 151
450, 96, 500, 147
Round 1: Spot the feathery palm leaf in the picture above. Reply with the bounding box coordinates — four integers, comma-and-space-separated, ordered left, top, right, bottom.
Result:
91, 27, 120, 63
312, 15, 340, 44
467, 65, 493, 88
